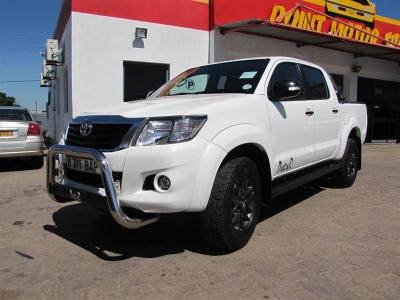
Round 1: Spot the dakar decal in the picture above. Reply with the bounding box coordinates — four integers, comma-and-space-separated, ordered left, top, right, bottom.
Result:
276, 158, 294, 174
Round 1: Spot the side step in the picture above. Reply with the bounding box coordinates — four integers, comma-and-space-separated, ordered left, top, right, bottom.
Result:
271, 162, 341, 198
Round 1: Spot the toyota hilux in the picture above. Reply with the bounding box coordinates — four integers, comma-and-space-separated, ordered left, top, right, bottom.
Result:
47, 57, 367, 251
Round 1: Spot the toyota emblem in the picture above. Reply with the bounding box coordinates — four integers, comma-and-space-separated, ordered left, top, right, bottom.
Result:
79, 120, 93, 137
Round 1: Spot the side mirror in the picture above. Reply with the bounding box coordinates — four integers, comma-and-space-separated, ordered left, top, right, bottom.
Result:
36, 120, 42, 125
271, 80, 302, 101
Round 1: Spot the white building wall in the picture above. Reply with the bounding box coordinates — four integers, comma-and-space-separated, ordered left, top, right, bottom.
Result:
47, 18, 72, 142
71, 12, 210, 116
210, 30, 400, 102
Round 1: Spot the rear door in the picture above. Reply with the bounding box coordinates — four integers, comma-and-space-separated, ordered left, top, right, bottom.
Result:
266, 61, 315, 177
300, 64, 341, 161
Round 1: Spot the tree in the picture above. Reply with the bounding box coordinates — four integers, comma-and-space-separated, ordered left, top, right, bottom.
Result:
0, 92, 16, 106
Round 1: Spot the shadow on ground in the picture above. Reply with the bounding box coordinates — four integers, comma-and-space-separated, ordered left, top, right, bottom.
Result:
0, 158, 43, 172
44, 185, 323, 260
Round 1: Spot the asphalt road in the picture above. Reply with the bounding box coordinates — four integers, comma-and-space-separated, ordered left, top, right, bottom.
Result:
0, 145, 399, 299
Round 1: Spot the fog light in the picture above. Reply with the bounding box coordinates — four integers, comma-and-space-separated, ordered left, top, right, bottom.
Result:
157, 175, 171, 191
114, 180, 121, 195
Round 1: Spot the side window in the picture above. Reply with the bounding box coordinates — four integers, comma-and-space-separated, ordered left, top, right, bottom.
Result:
268, 62, 304, 100
301, 65, 330, 100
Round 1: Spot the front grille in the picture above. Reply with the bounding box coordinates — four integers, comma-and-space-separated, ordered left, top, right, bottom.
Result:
66, 123, 133, 150
65, 168, 122, 188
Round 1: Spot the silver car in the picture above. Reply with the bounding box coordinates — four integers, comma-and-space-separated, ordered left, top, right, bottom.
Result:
0, 106, 44, 167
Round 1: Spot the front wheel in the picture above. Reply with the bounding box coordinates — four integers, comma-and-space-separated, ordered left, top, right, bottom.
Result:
200, 157, 261, 252
332, 139, 359, 188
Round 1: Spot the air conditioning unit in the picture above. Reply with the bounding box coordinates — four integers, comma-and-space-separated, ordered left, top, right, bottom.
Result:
45, 39, 63, 65
43, 61, 56, 80
40, 73, 50, 87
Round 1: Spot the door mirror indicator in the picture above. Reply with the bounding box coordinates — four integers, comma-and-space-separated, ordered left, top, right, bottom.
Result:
271, 80, 302, 101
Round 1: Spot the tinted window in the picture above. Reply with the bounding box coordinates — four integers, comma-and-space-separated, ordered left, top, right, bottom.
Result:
353, 0, 370, 5
268, 62, 304, 100
155, 59, 269, 97
302, 65, 329, 99
0, 109, 31, 121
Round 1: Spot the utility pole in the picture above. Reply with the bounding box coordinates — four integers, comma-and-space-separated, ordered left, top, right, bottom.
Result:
35, 100, 38, 120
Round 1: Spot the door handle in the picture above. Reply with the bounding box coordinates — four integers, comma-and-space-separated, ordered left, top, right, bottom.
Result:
332, 108, 339, 114
305, 109, 314, 116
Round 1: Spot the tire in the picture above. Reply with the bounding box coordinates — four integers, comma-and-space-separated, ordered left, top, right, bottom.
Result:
332, 139, 359, 188
200, 157, 261, 252
53, 194, 73, 203
31, 156, 44, 169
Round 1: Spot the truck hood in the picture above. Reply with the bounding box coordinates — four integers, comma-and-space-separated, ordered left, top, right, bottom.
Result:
80, 94, 250, 118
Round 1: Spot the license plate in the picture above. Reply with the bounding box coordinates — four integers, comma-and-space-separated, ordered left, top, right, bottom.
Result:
0, 130, 13, 137
348, 8, 356, 15
65, 156, 100, 174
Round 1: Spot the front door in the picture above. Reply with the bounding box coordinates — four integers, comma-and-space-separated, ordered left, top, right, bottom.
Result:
266, 61, 315, 177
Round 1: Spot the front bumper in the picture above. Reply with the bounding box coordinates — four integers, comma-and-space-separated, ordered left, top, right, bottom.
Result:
47, 137, 226, 228
47, 144, 159, 229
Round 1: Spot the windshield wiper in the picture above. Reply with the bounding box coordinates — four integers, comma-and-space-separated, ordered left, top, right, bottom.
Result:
167, 93, 194, 96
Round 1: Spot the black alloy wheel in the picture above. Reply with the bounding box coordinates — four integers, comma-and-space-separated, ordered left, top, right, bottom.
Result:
200, 157, 261, 251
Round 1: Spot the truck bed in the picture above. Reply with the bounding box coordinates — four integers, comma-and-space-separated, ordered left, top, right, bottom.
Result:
340, 102, 368, 143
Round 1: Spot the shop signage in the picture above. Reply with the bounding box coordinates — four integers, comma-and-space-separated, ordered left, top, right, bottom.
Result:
215, 0, 400, 48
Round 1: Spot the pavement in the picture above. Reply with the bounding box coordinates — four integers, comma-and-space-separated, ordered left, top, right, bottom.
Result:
0, 144, 399, 299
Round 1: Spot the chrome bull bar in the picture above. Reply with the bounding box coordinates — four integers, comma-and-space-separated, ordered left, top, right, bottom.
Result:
47, 144, 159, 229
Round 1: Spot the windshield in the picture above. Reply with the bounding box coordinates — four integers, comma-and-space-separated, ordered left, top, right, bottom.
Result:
353, 0, 370, 5
0, 109, 32, 121
155, 59, 269, 97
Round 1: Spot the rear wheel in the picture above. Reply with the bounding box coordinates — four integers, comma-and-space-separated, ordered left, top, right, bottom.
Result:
200, 157, 261, 251
332, 139, 359, 188
31, 156, 44, 169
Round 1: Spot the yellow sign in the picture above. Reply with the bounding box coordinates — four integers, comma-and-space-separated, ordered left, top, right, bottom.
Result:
269, 3, 399, 47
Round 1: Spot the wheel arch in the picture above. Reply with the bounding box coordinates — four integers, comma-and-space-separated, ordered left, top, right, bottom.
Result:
348, 127, 362, 170
190, 124, 273, 211
338, 125, 362, 170
219, 143, 272, 204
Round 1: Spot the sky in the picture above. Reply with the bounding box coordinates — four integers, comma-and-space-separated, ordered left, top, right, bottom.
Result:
0, 0, 63, 112
0, 0, 399, 113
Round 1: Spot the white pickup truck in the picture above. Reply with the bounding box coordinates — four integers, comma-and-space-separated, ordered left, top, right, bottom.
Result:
47, 57, 367, 251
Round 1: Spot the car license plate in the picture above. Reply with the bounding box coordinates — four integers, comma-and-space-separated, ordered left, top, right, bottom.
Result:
348, 8, 356, 15
66, 156, 100, 174
0, 130, 13, 137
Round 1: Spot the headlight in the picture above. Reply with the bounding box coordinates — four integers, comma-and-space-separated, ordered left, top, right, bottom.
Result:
135, 116, 207, 146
